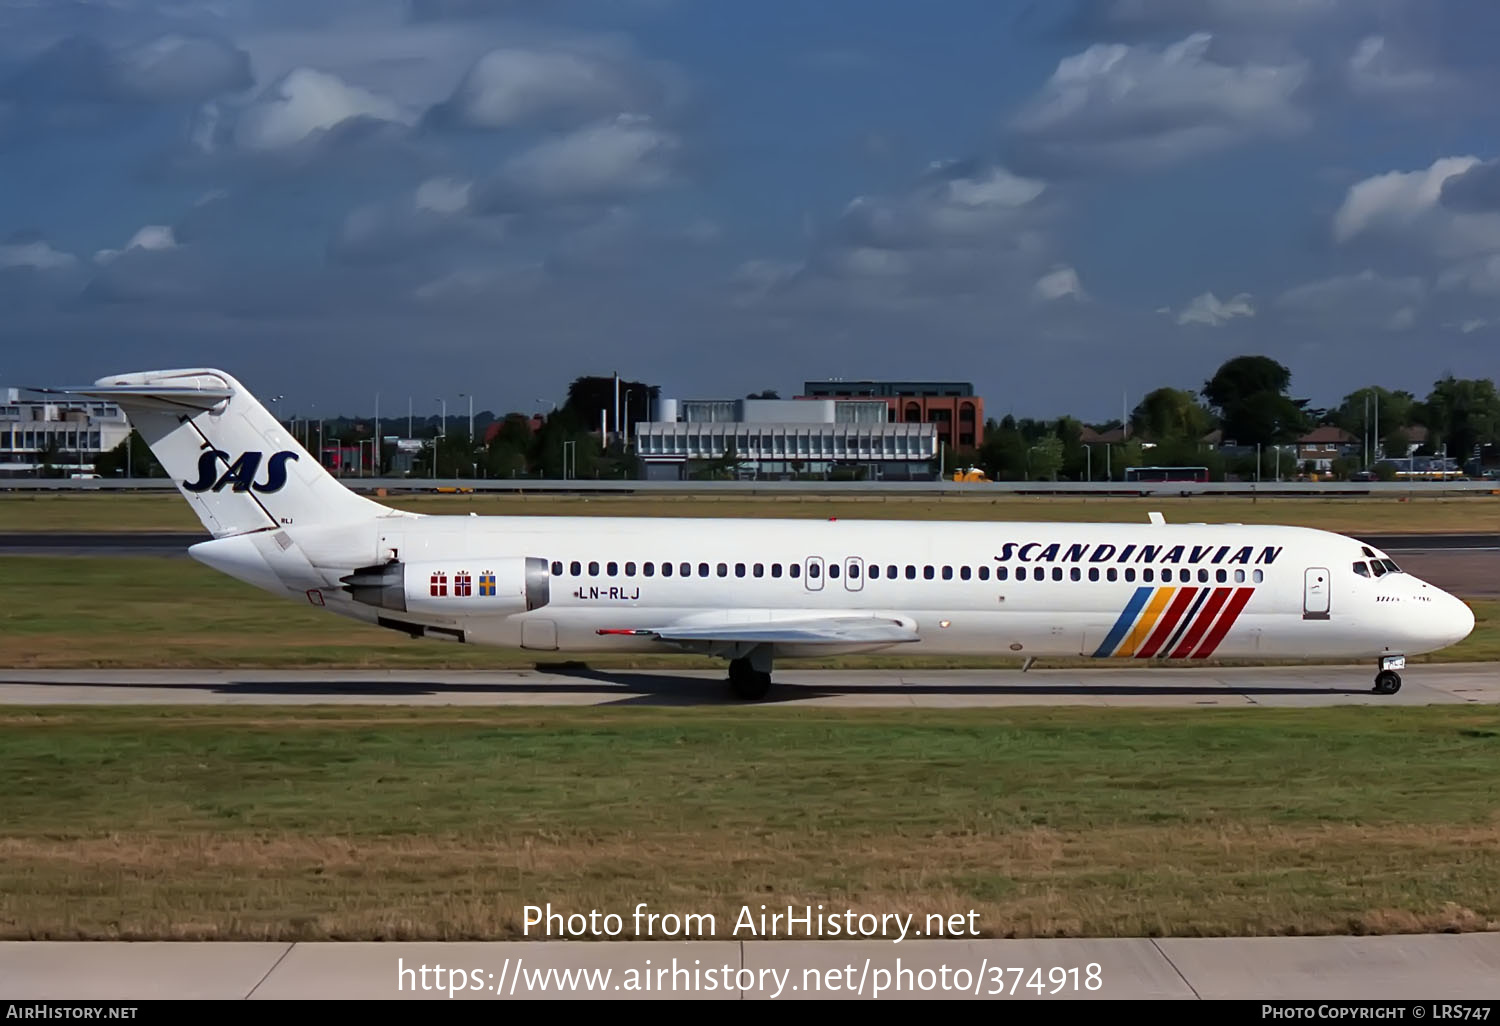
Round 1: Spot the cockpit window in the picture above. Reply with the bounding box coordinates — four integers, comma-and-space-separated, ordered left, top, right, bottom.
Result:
1352, 562, 1370, 577
1361, 546, 1375, 558
1381, 558, 1401, 573
1370, 561, 1387, 577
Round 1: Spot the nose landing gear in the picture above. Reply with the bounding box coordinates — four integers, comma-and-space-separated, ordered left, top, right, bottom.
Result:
1373, 654, 1405, 695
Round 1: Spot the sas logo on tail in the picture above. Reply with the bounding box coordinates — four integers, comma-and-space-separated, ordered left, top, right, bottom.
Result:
183, 450, 298, 494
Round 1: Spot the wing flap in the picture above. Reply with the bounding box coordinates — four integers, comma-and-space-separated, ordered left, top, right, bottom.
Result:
597, 616, 919, 645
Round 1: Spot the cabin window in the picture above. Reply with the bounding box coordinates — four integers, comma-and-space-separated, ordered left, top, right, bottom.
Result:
1107, 568, 1117, 581
829, 564, 840, 579
1234, 569, 1245, 583
1088, 567, 1099, 581
1052, 567, 1063, 581
1125, 568, 1136, 582
790, 564, 801, 578
717, 563, 728, 577
809, 562, 821, 578
923, 565, 935, 580
960, 566, 971, 580
662, 562, 673, 577
1142, 568, 1154, 582
1070, 567, 1081, 581
698, 562, 709, 577
1016, 566, 1027, 580
771, 563, 783, 578
643, 562, 654, 577
589, 561, 600, 576
551, 560, 563, 575
906, 565, 917, 579
624, 562, 636, 576
849, 562, 860, 578
606, 561, 618, 576
888, 565, 899, 579
869, 564, 880, 579
1195, 568, 1206, 583
753, 563, 764, 578
570, 561, 582, 576
1352, 562, 1369, 577
735, 563, 746, 578
1252, 570, 1264, 583
680, 563, 690, 577
941, 566, 953, 580
1214, 569, 1225, 582
991, 566, 1003, 580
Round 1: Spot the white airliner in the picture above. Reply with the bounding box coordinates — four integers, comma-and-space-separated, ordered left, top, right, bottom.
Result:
58, 368, 1475, 700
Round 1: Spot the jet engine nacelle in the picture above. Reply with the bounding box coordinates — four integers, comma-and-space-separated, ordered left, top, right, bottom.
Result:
340, 557, 549, 615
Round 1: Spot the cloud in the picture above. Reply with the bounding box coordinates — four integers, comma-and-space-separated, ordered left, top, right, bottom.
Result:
1174, 291, 1254, 326
474, 113, 685, 212
231, 68, 412, 151
1438, 159, 1500, 213
1436, 254, 1500, 297
1274, 269, 1425, 329
2, 33, 252, 107
1009, 33, 1309, 172
328, 176, 492, 265
94, 225, 177, 264
406, 0, 556, 21
1060, 0, 1375, 38
1333, 155, 1500, 260
425, 42, 683, 130
1345, 35, 1444, 98
0, 238, 77, 270
1034, 265, 1085, 301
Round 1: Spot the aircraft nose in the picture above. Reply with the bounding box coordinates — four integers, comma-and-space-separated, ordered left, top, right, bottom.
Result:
1444, 593, 1476, 646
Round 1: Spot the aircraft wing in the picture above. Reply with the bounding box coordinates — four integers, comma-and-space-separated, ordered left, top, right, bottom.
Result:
598, 615, 920, 645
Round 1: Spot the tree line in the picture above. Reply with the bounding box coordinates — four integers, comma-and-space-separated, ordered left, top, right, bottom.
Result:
952, 355, 1499, 483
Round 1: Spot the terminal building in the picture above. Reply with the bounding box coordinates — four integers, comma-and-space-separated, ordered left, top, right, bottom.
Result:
0, 388, 132, 476
797, 380, 983, 450
633, 396, 939, 481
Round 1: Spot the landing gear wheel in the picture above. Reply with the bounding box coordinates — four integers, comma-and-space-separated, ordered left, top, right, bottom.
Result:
728, 657, 772, 701
1373, 670, 1402, 695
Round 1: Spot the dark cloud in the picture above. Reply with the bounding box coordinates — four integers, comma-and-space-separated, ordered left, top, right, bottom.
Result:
406, 0, 559, 22
2, 33, 252, 106
1439, 159, 1500, 213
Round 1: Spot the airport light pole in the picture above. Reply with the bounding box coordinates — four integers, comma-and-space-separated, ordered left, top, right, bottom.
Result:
435, 397, 445, 479
459, 392, 474, 478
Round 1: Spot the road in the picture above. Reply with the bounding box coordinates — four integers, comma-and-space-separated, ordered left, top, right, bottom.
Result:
2, 663, 1497, 707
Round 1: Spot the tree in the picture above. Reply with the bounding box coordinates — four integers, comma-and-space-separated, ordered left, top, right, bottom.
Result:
746, 390, 780, 399
93, 430, 164, 477
1130, 388, 1213, 443
1027, 435, 1064, 481
1331, 386, 1414, 440
1415, 376, 1500, 462
1202, 355, 1310, 446
563, 375, 660, 435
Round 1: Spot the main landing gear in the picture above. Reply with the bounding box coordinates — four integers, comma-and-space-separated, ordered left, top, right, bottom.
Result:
728, 645, 774, 701
1373, 655, 1404, 695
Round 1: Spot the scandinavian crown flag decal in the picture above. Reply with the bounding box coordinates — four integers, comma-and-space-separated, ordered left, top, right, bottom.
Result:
427, 570, 496, 598
455, 572, 472, 597
479, 572, 496, 595
429, 571, 447, 597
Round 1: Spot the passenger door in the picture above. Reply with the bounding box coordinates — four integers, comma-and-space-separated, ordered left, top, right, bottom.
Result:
1303, 567, 1330, 620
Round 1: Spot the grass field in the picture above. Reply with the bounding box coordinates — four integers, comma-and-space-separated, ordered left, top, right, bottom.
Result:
2, 490, 1498, 533
2, 705, 1498, 941
2, 555, 1496, 668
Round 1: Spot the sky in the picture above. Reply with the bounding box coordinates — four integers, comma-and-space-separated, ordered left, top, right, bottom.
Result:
2, 0, 1499, 423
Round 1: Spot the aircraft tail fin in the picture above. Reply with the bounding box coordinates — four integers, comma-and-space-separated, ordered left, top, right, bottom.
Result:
53, 368, 399, 538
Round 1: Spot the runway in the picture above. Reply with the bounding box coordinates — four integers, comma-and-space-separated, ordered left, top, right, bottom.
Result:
3, 935, 1498, 999
2, 663, 1497, 707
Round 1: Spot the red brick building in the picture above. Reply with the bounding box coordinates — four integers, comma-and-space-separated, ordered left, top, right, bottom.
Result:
797, 380, 984, 450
